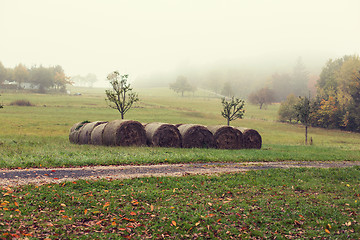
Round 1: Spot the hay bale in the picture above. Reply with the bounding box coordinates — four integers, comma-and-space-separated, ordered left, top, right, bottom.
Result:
90, 122, 108, 145
69, 121, 89, 144
207, 125, 243, 149
236, 127, 262, 149
175, 124, 184, 128
145, 122, 182, 147
178, 124, 215, 148
78, 121, 107, 145
102, 120, 146, 146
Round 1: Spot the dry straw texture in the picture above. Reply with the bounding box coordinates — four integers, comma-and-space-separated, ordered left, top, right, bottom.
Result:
236, 127, 262, 149
144, 122, 182, 148
207, 125, 243, 149
178, 124, 215, 148
69, 121, 89, 144
102, 120, 146, 146
90, 123, 108, 145
78, 121, 107, 145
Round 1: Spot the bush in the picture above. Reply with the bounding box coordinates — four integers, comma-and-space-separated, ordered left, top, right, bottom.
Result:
9, 99, 34, 106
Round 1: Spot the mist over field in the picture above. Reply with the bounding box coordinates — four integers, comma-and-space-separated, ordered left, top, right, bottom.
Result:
1, 0, 359, 92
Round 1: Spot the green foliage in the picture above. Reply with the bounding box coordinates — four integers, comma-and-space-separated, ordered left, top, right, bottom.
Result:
169, 75, 195, 97
1, 167, 359, 239
278, 93, 298, 122
294, 96, 312, 144
105, 71, 139, 119
248, 87, 275, 109
221, 96, 245, 126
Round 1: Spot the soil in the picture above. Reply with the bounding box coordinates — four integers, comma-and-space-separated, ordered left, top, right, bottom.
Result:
1, 161, 359, 187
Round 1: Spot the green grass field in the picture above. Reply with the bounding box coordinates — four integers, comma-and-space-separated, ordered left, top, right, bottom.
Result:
0, 87, 360, 169
1, 87, 359, 239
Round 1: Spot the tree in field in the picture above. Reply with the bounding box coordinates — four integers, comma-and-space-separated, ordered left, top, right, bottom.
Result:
0, 62, 6, 84
29, 65, 54, 93
169, 75, 194, 97
14, 64, 29, 89
248, 87, 275, 109
221, 81, 234, 97
221, 97, 245, 126
278, 93, 298, 123
294, 96, 312, 144
105, 71, 139, 119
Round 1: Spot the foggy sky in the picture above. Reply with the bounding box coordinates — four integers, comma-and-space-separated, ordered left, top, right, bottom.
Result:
1, 0, 359, 87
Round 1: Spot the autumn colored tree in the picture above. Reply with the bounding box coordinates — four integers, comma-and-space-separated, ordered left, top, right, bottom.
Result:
105, 71, 139, 119
248, 87, 275, 109
221, 97, 245, 126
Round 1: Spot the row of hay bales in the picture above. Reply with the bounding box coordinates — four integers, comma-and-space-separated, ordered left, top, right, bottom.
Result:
69, 120, 262, 149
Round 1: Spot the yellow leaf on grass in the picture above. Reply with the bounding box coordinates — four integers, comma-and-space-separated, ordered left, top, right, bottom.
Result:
328, 224, 331, 229
112, 221, 116, 226
150, 204, 154, 211
60, 203, 66, 207
103, 202, 110, 208
14, 202, 19, 207
195, 221, 200, 226
325, 229, 330, 234
172, 220, 176, 226
84, 209, 88, 215
130, 211, 136, 216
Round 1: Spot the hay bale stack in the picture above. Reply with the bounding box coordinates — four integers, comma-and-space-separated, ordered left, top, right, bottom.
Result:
90, 122, 108, 145
78, 121, 107, 145
145, 122, 182, 148
237, 127, 262, 149
207, 125, 243, 149
178, 124, 215, 148
69, 121, 89, 144
102, 120, 146, 146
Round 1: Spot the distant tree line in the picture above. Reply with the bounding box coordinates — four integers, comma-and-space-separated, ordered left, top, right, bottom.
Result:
279, 55, 360, 132
0, 61, 71, 93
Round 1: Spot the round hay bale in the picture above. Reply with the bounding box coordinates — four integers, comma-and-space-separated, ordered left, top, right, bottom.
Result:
145, 122, 182, 148
69, 121, 89, 144
178, 124, 215, 148
207, 125, 243, 149
175, 123, 184, 128
90, 122, 108, 145
78, 121, 107, 145
236, 127, 262, 149
102, 120, 147, 146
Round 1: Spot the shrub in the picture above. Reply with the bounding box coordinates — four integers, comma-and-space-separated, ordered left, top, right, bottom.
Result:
9, 99, 34, 106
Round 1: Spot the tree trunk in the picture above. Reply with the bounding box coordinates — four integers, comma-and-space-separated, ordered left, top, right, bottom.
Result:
227, 118, 230, 126
121, 112, 124, 119
305, 125, 308, 145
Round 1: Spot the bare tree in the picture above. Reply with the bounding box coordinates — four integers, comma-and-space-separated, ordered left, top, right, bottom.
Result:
221, 97, 245, 126
105, 71, 139, 119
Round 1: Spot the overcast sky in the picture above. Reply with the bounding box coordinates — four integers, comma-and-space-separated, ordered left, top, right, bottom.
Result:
1, 0, 359, 86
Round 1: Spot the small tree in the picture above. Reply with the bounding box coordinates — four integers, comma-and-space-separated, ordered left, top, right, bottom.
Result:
221, 97, 245, 126
105, 71, 139, 119
248, 87, 275, 109
169, 75, 194, 97
294, 96, 312, 144
278, 93, 298, 123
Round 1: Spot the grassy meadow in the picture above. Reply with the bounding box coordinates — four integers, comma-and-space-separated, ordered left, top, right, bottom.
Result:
1, 87, 360, 169
1, 87, 360, 239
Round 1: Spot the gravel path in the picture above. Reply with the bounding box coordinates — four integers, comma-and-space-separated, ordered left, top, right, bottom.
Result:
1, 161, 360, 187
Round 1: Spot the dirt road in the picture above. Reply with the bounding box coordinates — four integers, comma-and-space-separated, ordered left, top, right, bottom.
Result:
1, 161, 359, 187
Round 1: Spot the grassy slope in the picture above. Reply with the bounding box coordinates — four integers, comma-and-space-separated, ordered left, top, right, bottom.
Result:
0, 87, 360, 168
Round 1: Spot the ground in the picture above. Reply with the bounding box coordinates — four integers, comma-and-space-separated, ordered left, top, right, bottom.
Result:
1, 161, 359, 187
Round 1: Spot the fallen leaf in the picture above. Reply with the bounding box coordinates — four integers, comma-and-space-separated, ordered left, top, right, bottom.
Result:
150, 204, 154, 211
325, 229, 330, 234
172, 220, 176, 226
345, 221, 352, 226
84, 209, 88, 215
195, 221, 200, 226
130, 211, 136, 216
